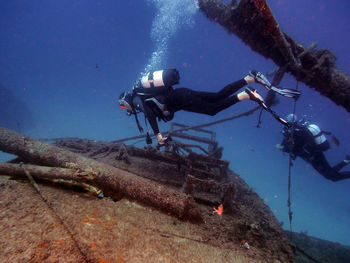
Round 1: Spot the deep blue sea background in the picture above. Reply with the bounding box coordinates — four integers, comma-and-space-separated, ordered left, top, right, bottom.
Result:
1, 0, 349, 246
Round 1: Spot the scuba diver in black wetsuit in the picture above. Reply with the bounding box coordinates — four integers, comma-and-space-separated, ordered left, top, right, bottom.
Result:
276, 114, 350, 182
118, 69, 271, 145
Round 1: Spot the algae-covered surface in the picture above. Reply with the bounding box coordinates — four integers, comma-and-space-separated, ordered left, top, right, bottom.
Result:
0, 174, 291, 263
0, 140, 295, 263
2, 139, 350, 263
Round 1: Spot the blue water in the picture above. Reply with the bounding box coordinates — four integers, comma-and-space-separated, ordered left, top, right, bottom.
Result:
1, 0, 350, 246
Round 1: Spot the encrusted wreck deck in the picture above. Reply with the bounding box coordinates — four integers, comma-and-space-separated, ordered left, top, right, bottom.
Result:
0, 126, 295, 262
50, 135, 294, 261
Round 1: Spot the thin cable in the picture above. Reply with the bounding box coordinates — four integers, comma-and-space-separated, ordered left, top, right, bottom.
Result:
287, 79, 299, 237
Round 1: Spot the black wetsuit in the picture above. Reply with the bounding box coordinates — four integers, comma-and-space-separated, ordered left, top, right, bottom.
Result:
131, 78, 247, 134
280, 123, 350, 182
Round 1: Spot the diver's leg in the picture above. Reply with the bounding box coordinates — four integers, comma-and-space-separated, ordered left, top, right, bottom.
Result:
309, 153, 350, 182
333, 155, 350, 172
329, 172, 350, 182
172, 86, 263, 116
309, 153, 337, 181
171, 88, 240, 116
214, 78, 251, 99
192, 76, 254, 102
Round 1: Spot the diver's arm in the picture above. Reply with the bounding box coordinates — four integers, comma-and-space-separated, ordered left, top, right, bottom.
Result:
145, 110, 166, 145
143, 103, 160, 135
143, 106, 168, 144
133, 96, 164, 144
279, 136, 290, 152
132, 95, 159, 134
147, 115, 160, 135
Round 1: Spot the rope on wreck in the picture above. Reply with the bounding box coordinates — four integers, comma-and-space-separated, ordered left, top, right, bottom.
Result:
22, 164, 91, 263
287, 76, 300, 238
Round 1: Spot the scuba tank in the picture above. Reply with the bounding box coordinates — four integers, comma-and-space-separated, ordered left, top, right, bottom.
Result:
140, 69, 180, 88
306, 123, 330, 151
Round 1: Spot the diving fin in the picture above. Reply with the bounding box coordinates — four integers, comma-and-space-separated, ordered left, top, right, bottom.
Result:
261, 104, 289, 126
322, 131, 340, 147
256, 100, 290, 127
249, 70, 301, 99
270, 86, 301, 99
331, 135, 340, 147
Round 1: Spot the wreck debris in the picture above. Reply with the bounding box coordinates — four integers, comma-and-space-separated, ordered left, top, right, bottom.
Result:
0, 127, 202, 222
183, 174, 235, 211
39, 120, 235, 216
115, 143, 131, 164
0, 163, 94, 183
53, 129, 233, 209
198, 0, 350, 112
185, 151, 229, 180
169, 122, 219, 155
0, 162, 104, 196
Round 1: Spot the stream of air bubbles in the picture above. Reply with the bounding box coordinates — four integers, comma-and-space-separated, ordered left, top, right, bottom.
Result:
142, 0, 198, 75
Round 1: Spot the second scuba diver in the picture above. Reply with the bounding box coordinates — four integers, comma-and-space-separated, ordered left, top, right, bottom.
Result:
276, 114, 350, 182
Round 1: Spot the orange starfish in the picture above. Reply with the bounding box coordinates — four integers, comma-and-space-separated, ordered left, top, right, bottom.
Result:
213, 204, 223, 216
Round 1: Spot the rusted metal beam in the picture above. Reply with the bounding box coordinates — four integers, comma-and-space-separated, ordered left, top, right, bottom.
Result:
198, 0, 350, 112
0, 127, 202, 222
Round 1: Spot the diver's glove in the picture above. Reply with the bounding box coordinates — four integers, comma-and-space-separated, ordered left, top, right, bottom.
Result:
156, 133, 167, 145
